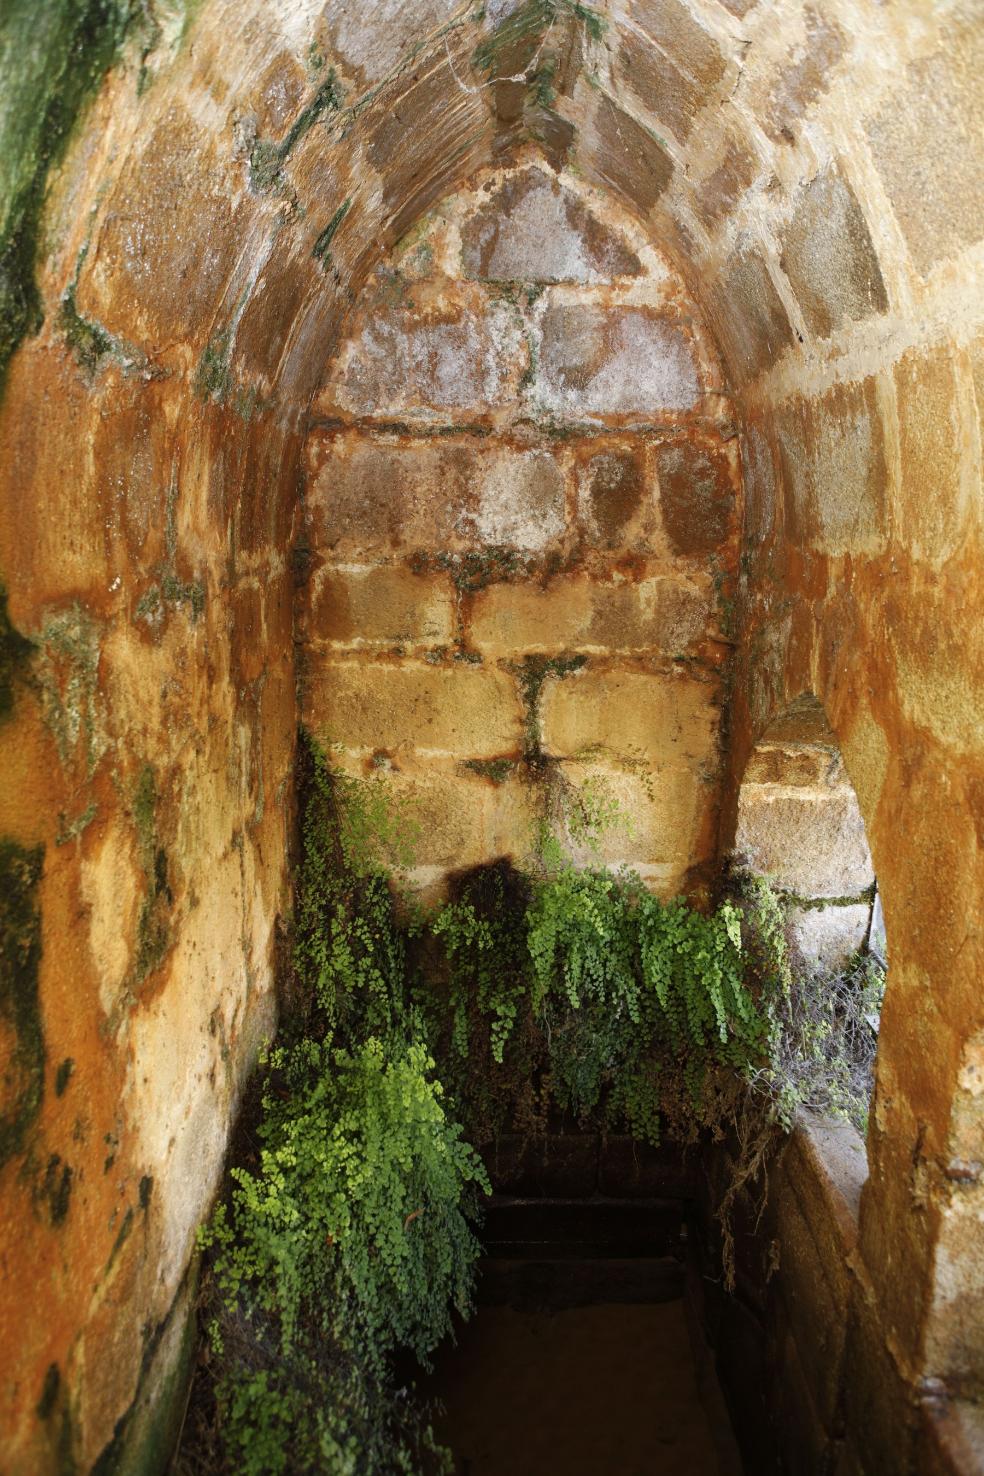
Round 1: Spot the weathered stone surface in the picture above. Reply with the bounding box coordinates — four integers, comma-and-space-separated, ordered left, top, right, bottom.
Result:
540, 668, 718, 764
302, 564, 455, 647
654, 440, 737, 556
460, 167, 640, 283
80, 106, 247, 345
765, 6, 846, 144
780, 166, 888, 338
894, 346, 967, 562
918, 1399, 984, 1476
535, 304, 702, 417
576, 444, 654, 546
469, 573, 710, 655
775, 378, 887, 554
735, 786, 875, 897
709, 250, 794, 381
321, 293, 526, 418
461, 446, 567, 549
766, 693, 839, 747
742, 421, 779, 547
364, 54, 488, 241
627, 0, 727, 93
865, 20, 984, 277
304, 661, 524, 755
788, 1112, 866, 1245
695, 138, 759, 230
743, 740, 835, 788
616, 28, 709, 146
351, 763, 537, 871
4, 6, 984, 1473
306, 436, 438, 551
555, 759, 714, 872
327, 0, 460, 86
305, 436, 566, 554
773, 1178, 852, 1428
588, 92, 674, 213
787, 902, 872, 973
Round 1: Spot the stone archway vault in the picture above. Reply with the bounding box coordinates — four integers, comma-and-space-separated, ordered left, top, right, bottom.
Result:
0, 1, 982, 1471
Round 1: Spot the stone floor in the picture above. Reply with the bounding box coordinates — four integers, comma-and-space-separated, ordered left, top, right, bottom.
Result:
429, 1299, 740, 1476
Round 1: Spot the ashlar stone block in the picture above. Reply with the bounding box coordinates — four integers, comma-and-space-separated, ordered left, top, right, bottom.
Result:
787, 903, 872, 974
780, 166, 888, 339
322, 293, 527, 418
534, 304, 702, 418
775, 378, 887, 554
553, 760, 713, 870
460, 167, 641, 283
708, 250, 794, 383
734, 785, 875, 898
540, 667, 718, 765
304, 661, 524, 756
865, 20, 984, 277
302, 565, 455, 647
587, 92, 674, 214
469, 574, 710, 656
654, 440, 737, 557
304, 435, 566, 555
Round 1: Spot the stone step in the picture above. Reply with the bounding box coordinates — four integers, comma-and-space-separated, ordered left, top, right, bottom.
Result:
481, 1196, 686, 1259
476, 1255, 686, 1311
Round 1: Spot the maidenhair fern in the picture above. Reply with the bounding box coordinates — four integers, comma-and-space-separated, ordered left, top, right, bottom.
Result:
191, 737, 884, 1471
195, 734, 486, 1474
429, 844, 778, 1146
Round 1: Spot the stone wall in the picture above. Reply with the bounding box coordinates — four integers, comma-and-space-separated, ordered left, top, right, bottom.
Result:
734, 693, 876, 973
694, 1112, 871, 1476
0, 1, 981, 1471
298, 160, 739, 898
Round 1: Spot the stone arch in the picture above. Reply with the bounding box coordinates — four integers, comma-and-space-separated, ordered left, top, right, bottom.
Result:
0, 0, 981, 1470
297, 152, 740, 901
733, 690, 881, 980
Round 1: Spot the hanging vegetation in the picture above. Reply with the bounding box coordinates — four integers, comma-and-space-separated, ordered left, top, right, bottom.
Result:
182, 733, 883, 1473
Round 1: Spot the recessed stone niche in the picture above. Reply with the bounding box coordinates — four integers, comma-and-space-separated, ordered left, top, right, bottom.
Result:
299, 155, 741, 901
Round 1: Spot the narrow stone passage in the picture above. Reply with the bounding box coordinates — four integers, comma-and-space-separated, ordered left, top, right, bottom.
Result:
426, 1189, 742, 1475
430, 1301, 733, 1476
1, 1, 982, 1471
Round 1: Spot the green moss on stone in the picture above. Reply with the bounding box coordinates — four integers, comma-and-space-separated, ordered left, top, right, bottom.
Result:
0, 580, 32, 723
436, 546, 528, 594
472, 0, 553, 73
106, 1205, 134, 1273
312, 197, 352, 270
568, 1, 605, 40
249, 70, 342, 195
36, 1363, 60, 1421
60, 280, 113, 373
194, 328, 232, 403
91, 1263, 199, 1476
36, 1151, 73, 1226
133, 765, 156, 845
513, 652, 587, 760
161, 572, 204, 619
0, 838, 45, 1170
472, 0, 603, 75
461, 757, 516, 784
531, 53, 558, 109
131, 768, 171, 985
0, 0, 138, 394
56, 800, 98, 846
36, 604, 105, 776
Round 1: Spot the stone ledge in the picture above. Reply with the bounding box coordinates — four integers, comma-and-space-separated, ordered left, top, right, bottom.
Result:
788, 1109, 866, 1251
919, 1398, 984, 1476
